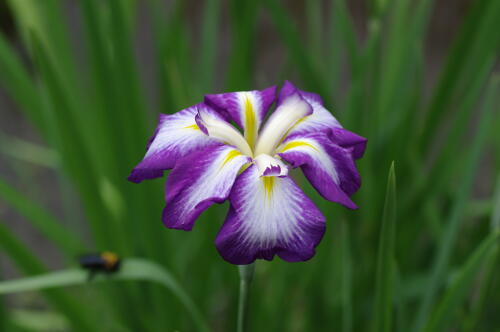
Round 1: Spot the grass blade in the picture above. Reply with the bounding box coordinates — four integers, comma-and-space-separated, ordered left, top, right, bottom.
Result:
371, 162, 397, 332
199, 0, 221, 91
30, 33, 117, 250
0, 258, 210, 332
0, 264, 5, 332
340, 220, 353, 332
9, 310, 69, 332
0, 223, 94, 332
329, 0, 359, 76
265, 0, 328, 101
0, 134, 58, 168
462, 175, 500, 332
401, 56, 495, 214
225, 0, 258, 90
306, 0, 322, 59
418, 0, 500, 150
0, 34, 45, 134
412, 74, 499, 332
0, 177, 86, 254
423, 232, 500, 332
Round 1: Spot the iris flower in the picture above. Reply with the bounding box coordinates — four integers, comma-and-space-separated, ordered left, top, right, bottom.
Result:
129, 81, 366, 264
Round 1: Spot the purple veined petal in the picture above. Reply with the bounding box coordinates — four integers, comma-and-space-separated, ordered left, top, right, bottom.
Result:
277, 80, 323, 106
163, 144, 251, 231
277, 132, 361, 210
215, 165, 326, 264
128, 103, 220, 183
329, 127, 367, 160
204, 86, 277, 148
279, 81, 367, 160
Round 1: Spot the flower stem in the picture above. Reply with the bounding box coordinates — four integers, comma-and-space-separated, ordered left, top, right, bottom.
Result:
237, 263, 255, 332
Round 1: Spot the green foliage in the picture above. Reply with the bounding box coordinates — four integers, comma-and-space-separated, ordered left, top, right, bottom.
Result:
372, 162, 397, 332
0, 258, 210, 332
0, 0, 498, 331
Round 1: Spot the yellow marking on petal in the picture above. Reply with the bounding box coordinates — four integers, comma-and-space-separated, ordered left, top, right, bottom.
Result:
279, 140, 318, 152
244, 95, 257, 149
184, 124, 199, 130
238, 162, 252, 175
279, 115, 310, 144
293, 115, 308, 127
221, 150, 241, 168
262, 176, 275, 200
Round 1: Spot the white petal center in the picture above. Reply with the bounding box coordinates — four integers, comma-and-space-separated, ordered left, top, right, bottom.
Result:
254, 93, 311, 156
196, 108, 253, 157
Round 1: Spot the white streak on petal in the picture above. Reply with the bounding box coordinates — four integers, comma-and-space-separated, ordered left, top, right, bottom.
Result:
234, 166, 321, 249
164, 145, 251, 229
277, 137, 339, 183
145, 107, 215, 159
285, 95, 342, 137
196, 107, 253, 157
254, 93, 311, 156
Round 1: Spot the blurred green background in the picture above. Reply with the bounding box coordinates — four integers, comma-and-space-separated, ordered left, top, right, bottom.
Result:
0, 0, 499, 331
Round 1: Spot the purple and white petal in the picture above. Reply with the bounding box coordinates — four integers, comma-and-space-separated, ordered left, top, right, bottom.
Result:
128, 103, 219, 183
254, 154, 288, 177
195, 104, 253, 156
254, 88, 313, 156
279, 81, 367, 160
204, 86, 277, 148
215, 165, 325, 264
277, 80, 323, 106
163, 145, 251, 231
277, 132, 361, 209
278, 81, 342, 139
329, 127, 367, 160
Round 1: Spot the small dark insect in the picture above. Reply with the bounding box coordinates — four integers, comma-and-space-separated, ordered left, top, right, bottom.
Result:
79, 252, 121, 281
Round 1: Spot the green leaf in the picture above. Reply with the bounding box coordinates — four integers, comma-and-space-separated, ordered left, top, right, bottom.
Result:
199, 0, 221, 92
106, 0, 148, 144
402, 57, 495, 214
423, 232, 500, 332
9, 310, 69, 332
306, 0, 322, 59
328, 0, 360, 102
418, 0, 500, 150
329, 0, 359, 76
0, 265, 6, 332
0, 177, 86, 255
0, 258, 210, 332
340, 220, 353, 332
225, 0, 258, 90
412, 73, 499, 332
29, 32, 115, 250
150, 0, 190, 110
0, 33, 44, 133
461, 175, 500, 332
371, 162, 397, 332
265, 0, 329, 101
77, 0, 128, 179
0, 223, 94, 332
0, 134, 58, 168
